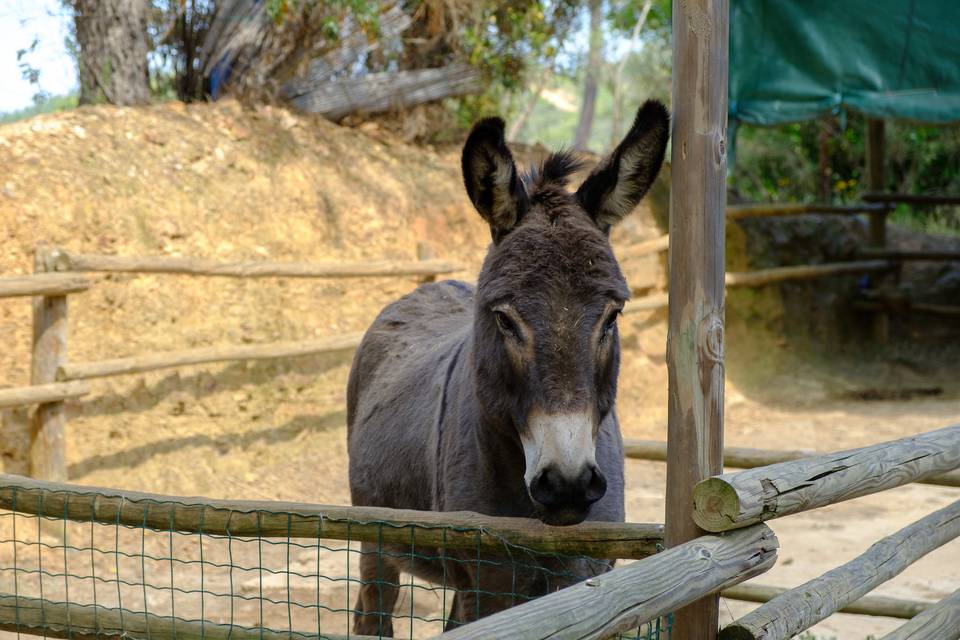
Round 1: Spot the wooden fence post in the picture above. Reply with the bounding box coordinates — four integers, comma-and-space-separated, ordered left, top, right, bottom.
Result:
866, 118, 890, 342
29, 244, 68, 481
417, 242, 436, 284
665, 1, 728, 638
866, 119, 887, 247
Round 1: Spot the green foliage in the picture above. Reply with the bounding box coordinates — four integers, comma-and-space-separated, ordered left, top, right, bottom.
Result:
512, 27, 671, 151
607, 0, 671, 33
731, 112, 960, 236
0, 94, 79, 125
266, 0, 382, 39
453, 1, 580, 125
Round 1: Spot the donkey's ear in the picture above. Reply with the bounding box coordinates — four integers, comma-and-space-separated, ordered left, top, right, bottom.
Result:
576, 100, 669, 232
462, 117, 527, 239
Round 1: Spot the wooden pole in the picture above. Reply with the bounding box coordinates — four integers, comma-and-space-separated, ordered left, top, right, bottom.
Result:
666, 1, 728, 638
720, 584, 932, 621
626, 261, 894, 315
863, 192, 960, 206
0, 273, 90, 298
692, 424, 960, 532
725, 202, 888, 219
625, 292, 669, 314
866, 119, 887, 246
878, 587, 960, 640
624, 439, 960, 488
437, 525, 777, 640
853, 298, 960, 318
856, 249, 960, 262
417, 241, 437, 284
724, 260, 892, 287
58, 333, 366, 380
0, 473, 663, 558
53, 249, 462, 279
718, 500, 960, 640
619, 234, 670, 259
866, 118, 889, 342
0, 592, 376, 640
29, 245, 68, 482
0, 382, 91, 409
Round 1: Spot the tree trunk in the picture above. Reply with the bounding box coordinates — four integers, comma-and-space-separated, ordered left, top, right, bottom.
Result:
73, 0, 150, 106
573, 0, 603, 151
610, 0, 653, 150
507, 69, 552, 142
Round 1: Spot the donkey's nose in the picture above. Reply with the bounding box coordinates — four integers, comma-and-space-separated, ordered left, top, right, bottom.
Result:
529, 464, 607, 511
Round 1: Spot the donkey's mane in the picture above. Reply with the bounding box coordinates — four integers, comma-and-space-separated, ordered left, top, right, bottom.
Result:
521, 150, 585, 197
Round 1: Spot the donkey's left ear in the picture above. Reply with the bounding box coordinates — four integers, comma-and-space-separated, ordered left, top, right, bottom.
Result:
576, 100, 669, 232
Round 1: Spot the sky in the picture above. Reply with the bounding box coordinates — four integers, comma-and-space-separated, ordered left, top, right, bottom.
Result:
0, 0, 76, 113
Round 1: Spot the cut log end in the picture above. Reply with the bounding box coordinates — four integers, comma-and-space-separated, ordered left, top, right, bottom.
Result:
693, 477, 743, 533
718, 624, 762, 640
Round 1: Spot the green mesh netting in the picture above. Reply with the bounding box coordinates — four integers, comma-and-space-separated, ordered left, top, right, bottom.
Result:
0, 480, 670, 640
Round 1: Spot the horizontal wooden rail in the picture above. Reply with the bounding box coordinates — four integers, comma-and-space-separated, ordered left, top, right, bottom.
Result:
51, 249, 462, 279
626, 439, 813, 466
619, 235, 670, 259
718, 499, 960, 640
438, 524, 778, 639
0, 273, 91, 298
58, 333, 365, 380
0, 592, 368, 640
692, 424, 960, 532
724, 260, 892, 287
858, 249, 960, 262
625, 260, 894, 313
721, 584, 931, 620
0, 382, 91, 409
863, 192, 960, 206
624, 439, 960, 488
879, 587, 960, 640
853, 297, 960, 317
726, 202, 889, 220
0, 474, 663, 559
624, 292, 669, 313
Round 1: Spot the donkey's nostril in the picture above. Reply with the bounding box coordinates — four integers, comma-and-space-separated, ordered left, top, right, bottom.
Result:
583, 465, 607, 504
529, 468, 560, 508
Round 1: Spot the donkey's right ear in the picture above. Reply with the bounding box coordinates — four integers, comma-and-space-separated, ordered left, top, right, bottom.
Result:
462, 117, 527, 239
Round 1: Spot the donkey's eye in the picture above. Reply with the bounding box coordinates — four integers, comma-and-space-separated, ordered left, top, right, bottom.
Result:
494, 311, 521, 341
601, 310, 621, 341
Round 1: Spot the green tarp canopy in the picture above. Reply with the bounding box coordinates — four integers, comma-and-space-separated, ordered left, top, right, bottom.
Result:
729, 1, 960, 127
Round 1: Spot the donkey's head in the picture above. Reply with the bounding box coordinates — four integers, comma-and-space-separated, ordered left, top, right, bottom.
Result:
463, 100, 669, 525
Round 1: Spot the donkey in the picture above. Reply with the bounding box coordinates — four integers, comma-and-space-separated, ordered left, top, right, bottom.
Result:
347, 100, 669, 635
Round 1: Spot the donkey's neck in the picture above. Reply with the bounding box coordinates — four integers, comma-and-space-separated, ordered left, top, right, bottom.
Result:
435, 339, 534, 517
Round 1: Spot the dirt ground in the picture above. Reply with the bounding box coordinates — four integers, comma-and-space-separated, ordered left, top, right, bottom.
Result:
1, 102, 959, 639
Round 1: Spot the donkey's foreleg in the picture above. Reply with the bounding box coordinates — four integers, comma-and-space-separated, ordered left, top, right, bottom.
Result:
353, 543, 401, 637
443, 589, 517, 631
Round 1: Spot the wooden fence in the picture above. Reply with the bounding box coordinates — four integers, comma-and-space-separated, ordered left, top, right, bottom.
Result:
1, 244, 462, 482
0, 474, 776, 640
622, 199, 958, 314
433, 424, 960, 639
678, 425, 960, 640
1, 427, 957, 640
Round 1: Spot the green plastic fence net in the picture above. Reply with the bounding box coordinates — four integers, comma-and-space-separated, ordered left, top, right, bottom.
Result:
0, 479, 670, 640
